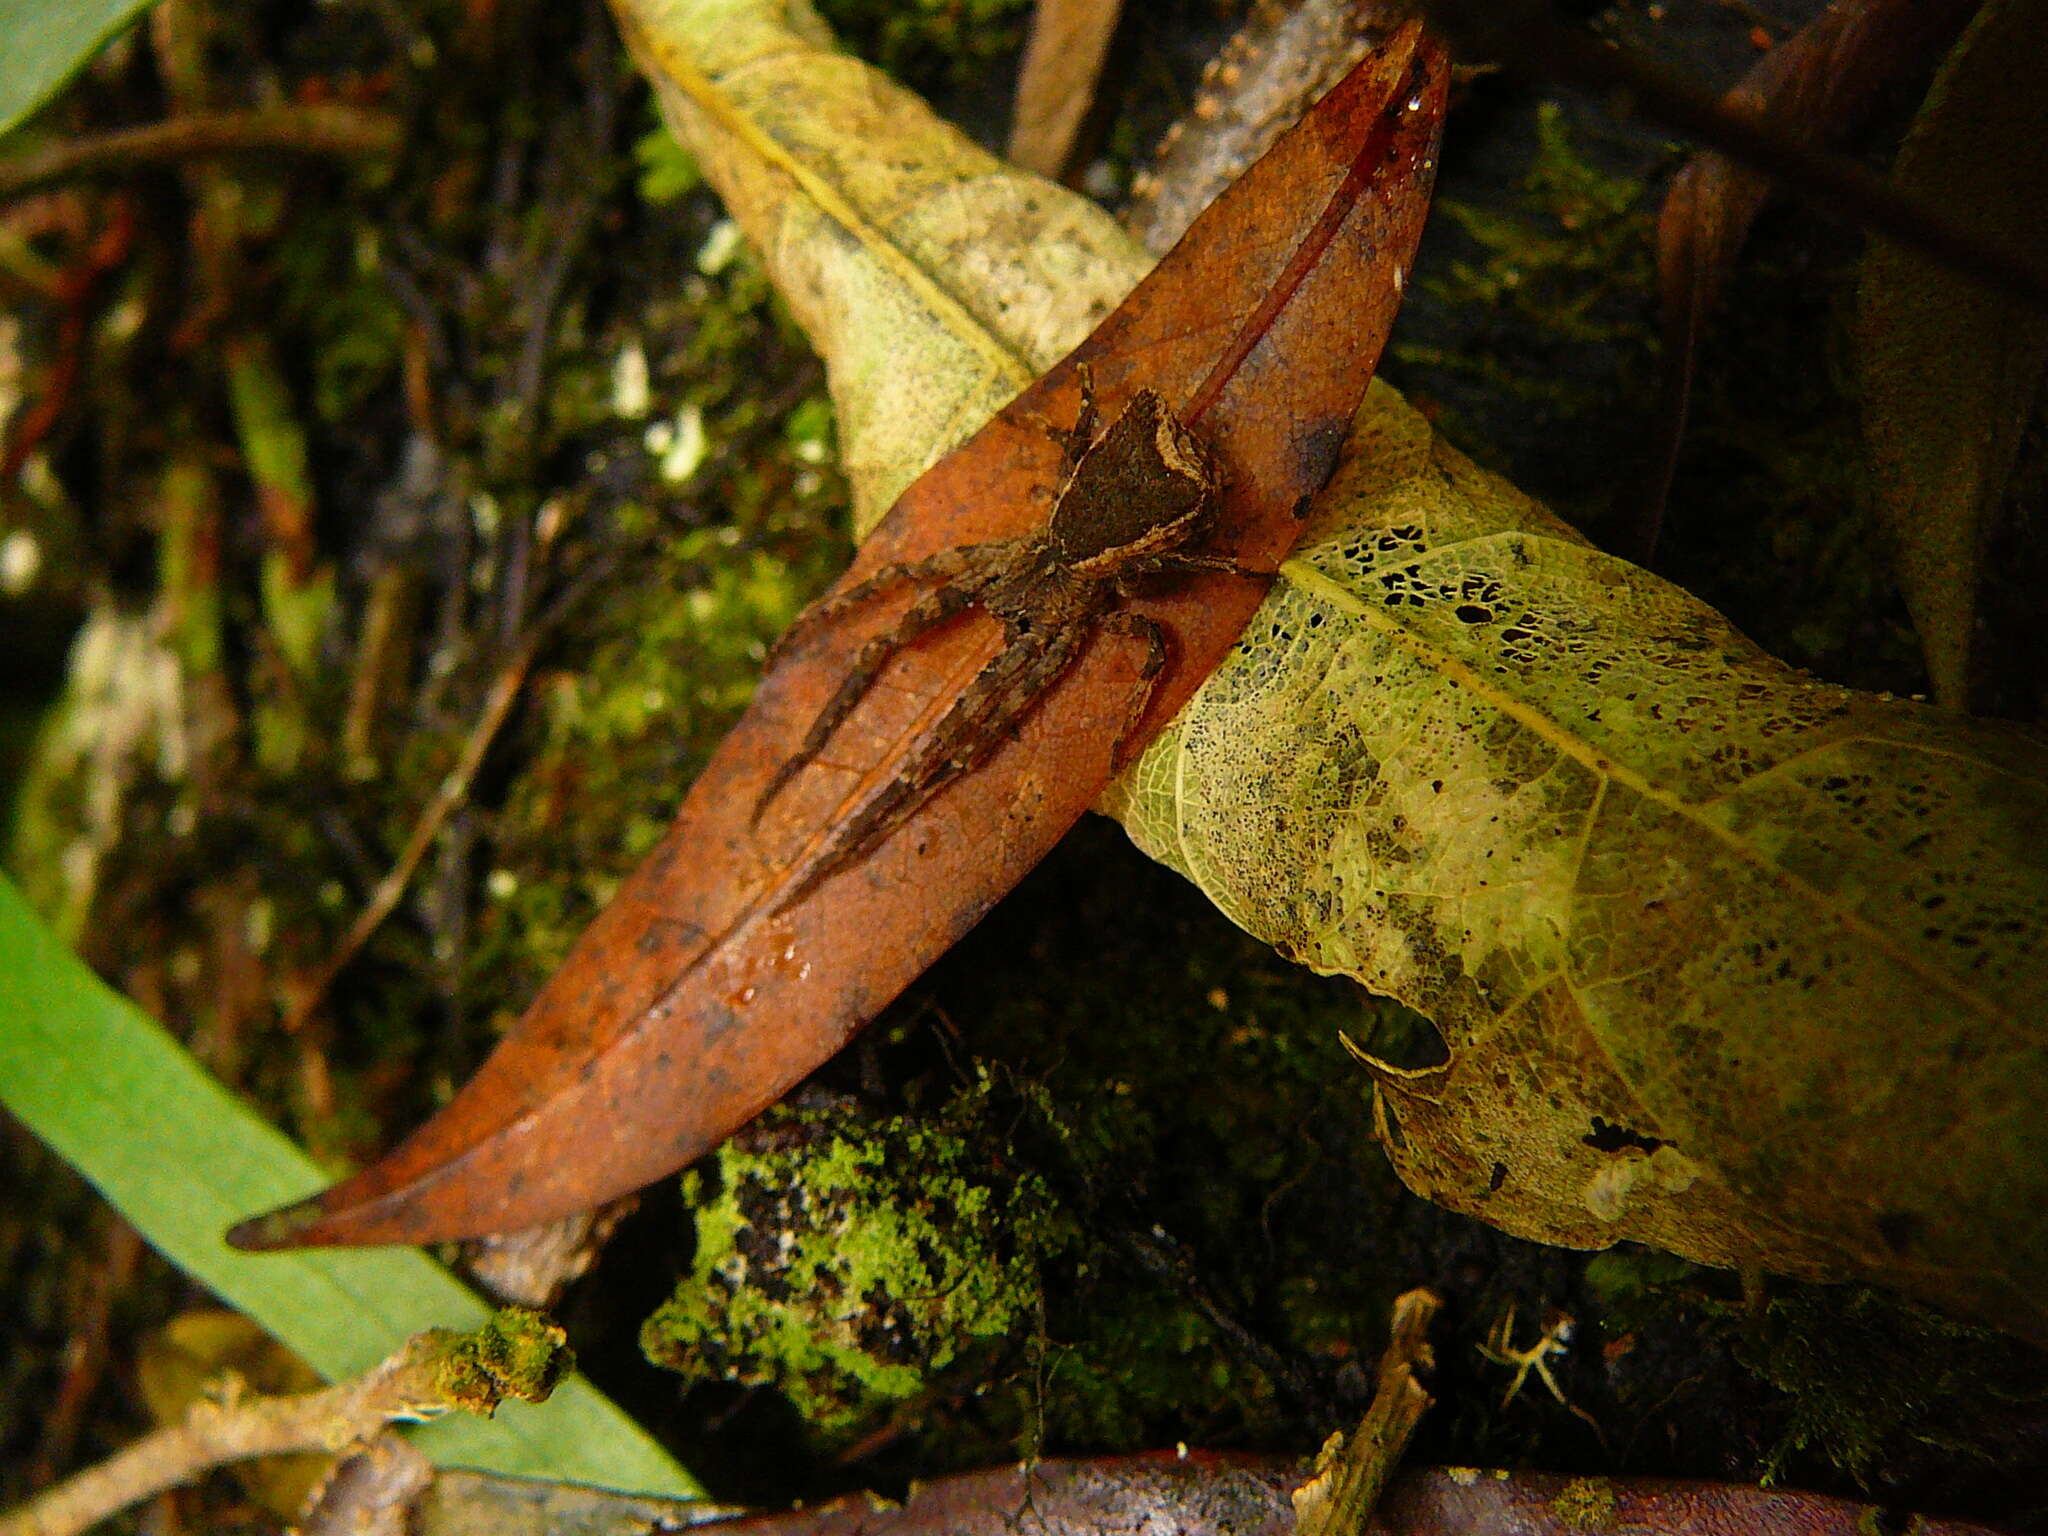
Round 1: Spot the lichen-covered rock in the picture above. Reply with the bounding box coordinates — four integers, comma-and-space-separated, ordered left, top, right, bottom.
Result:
640, 1084, 1071, 1439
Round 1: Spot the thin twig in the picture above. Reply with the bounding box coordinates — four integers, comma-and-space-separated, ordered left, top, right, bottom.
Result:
290, 497, 609, 1032
0, 106, 403, 201
1292, 1287, 1441, 1536
1119, 1224, 1332, 1416
283, 635, 538, 1034
0, 1311, 570, 1536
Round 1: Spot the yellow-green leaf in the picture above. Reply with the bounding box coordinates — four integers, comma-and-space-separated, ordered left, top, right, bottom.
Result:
1108, 387, 2048, 1340
0, 0, 155, 137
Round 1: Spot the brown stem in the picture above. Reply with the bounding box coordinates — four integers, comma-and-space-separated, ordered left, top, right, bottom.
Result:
0, 105, 402, 201
1292, 1287, 1441, 1536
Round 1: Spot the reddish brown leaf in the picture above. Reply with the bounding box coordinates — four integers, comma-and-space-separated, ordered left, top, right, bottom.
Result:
227, 26, 1448, 1249
1636, 0, 1978, 560
668, 1459, 2008, 1536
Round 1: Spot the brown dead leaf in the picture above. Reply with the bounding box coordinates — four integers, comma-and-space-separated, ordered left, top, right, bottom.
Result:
227, 4, 1447, 1248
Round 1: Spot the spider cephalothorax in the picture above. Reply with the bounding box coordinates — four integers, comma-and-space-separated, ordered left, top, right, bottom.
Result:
755, 374, 1239, 897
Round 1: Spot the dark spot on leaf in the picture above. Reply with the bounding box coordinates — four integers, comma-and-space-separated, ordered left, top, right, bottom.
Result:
1489, 1161, 1508, 1191
1291, 415, 1350, 493
1455, 603, 1494, 624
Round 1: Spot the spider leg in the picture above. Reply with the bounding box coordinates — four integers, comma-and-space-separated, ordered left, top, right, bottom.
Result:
1102, 611, 1168, 772
930, 620, 1080, 778
1019, 362, 1101, 468
1065, 362, 1101, 463
753, 582, 977, 823
1113, 553, 1269, 594
766, 543, 1002, 665
775, 622, 1077, 907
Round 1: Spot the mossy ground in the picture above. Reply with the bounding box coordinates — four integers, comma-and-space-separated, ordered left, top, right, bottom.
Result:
2, 0, 2043, 1529
640, 1082, 1070, 1440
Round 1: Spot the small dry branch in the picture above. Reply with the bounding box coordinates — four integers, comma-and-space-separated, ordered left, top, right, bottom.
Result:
1291, 1287, 1441, 1536
0, 105, 402, 201
0, 1309, 570, 1536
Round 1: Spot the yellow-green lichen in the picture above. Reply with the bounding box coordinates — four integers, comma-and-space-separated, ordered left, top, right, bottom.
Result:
1549, 1476, 1618, 1532
431, 1307, 573, 1411
641, 1084, 1071, 1441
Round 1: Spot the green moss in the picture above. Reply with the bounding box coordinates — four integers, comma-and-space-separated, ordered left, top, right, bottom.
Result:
433, 1307, 575, 1410
893, 826, 1423, 1457
1734, 1286, 2034, 1487
1582, 1248, 1702, 1314
641, 1081, 1071, 1442
635, 115, 703, 206
1393, 101, 1655, 451
1427, 103, 1649, 344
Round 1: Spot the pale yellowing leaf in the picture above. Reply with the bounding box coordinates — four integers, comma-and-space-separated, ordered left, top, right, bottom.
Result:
613, 0, 1147, 531
1110, 384, 2048, 1340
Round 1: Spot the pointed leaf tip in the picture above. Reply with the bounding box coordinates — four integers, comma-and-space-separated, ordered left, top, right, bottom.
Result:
223, 1200, 325, 1252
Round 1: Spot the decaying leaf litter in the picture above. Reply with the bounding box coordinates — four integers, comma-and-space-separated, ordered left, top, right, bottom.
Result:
233, 0, 2048, 1354
227, 0, 1449, 1249
1643, 0, 1980, 566
6, 0, 2048, 1524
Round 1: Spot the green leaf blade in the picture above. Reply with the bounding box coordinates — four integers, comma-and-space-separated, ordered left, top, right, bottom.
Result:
0, 0, 156, 138
0, 872, 700, 1496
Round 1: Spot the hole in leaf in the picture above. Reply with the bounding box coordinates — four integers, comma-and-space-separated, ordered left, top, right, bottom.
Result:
1581, 1117, 1665, 1155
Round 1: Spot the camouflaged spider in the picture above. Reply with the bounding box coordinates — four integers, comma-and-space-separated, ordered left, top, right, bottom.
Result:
754, 368, 1247, 892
